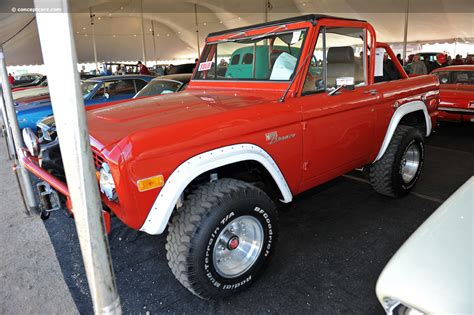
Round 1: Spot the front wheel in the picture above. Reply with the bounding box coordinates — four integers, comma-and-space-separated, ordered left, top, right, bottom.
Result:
369, 125, 424, 197
166, 178, 278, 299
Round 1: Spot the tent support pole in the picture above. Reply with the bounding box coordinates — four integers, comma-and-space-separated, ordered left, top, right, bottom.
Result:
194, 3, 201, 58
151, 20, 157, 66
0, 94, 15, 160
90, 8, 98, 73
264, 0, 269, 22
0, 46, 36, 214
140, 0, 147, 64
34, 1, 121, 313
402, 0, 410, 66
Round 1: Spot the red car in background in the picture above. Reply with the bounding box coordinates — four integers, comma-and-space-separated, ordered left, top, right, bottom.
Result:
432, 65, 474, 123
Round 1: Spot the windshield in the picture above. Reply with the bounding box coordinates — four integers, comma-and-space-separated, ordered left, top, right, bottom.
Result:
134, 80, 182, 98
31, 76, 43, 84
81, 81, 100, 98
434, 71, 474, 85
194, 28, 307, 81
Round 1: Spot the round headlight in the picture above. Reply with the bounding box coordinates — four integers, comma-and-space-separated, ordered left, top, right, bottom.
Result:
99, 162, 117, 201
22, 128, 40, 157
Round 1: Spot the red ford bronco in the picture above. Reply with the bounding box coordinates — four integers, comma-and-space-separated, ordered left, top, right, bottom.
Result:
22, 15, 439, 299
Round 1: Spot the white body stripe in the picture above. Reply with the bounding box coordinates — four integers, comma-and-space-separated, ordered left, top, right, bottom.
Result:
374, 101, 431, 162
139, 143, 293, 235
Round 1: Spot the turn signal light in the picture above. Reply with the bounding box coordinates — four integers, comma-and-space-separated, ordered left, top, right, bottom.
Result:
137, 175, 165, 192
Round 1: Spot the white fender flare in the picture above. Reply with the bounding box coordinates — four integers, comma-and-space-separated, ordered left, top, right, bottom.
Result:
374, 101, 432, 162
139, 143, 293, 235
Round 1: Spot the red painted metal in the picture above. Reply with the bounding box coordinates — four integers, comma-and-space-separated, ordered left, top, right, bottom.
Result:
23, 16, 440, 232
432, 66, 474, 122
376, 42, 409, 79
20, 148, 111, 232
20, 148, 70, 196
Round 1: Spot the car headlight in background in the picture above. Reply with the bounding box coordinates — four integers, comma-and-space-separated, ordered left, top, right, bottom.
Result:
22, 128, 40, 157
383, 298, 424, 315
99, 162, 117, 201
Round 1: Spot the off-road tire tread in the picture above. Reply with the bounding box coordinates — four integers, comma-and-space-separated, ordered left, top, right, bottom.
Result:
165, 178, 272, 299
369, 125, 415, 197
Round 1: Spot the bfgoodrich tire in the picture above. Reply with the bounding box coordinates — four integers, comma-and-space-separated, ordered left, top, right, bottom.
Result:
369, 125, 424, 197
166, 178, 278, 300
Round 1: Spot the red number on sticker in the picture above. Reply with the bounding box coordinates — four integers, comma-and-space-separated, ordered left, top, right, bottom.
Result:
198, 61, 213, 71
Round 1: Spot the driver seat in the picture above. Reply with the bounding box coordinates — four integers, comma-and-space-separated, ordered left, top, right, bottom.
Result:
326, 46, 356, 87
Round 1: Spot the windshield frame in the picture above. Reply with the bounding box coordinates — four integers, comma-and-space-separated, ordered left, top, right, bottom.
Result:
193, 26, 310, 83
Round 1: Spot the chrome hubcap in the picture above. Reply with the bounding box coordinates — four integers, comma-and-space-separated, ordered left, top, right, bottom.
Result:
401, 144, 420, 183
212, 215, 264, 278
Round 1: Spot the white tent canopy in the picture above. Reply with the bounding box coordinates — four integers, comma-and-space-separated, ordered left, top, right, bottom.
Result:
0, 0, 472, 66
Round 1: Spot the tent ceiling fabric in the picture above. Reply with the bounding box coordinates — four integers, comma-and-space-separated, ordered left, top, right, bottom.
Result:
0, 0, 472, 65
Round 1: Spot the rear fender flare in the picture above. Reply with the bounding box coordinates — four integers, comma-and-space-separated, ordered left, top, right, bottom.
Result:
374, 100, 431, 162
139, 143, 292, 235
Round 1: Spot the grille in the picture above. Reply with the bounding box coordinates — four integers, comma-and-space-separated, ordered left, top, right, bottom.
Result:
92, 150, 105, 170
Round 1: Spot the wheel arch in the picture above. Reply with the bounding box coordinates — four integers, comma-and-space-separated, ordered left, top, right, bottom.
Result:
374, 101, 431, 163
140, 143, 293, 235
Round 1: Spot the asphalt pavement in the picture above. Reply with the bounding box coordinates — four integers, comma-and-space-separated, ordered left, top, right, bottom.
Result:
0, 135, 77, 314
42, 121, 474, 314
1, 121, 473, 314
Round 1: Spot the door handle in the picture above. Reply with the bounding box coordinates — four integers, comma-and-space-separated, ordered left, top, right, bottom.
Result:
364, 89, 377, 95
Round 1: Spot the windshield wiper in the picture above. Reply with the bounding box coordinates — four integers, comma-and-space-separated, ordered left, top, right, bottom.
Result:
251, 25, 287, 41
216, 31, 248, 44
279, 52, 312, 103
228, 31, 247, 39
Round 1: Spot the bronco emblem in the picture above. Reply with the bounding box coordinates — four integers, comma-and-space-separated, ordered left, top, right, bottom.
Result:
265, 131, 296, 145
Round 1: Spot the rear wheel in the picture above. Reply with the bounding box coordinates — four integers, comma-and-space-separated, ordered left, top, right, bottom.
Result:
166, 178, 278, 299
369, 125, 424, 197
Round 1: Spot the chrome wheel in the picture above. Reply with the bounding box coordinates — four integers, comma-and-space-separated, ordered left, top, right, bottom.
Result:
212, 215, 264, 278
401, 144, 420, 183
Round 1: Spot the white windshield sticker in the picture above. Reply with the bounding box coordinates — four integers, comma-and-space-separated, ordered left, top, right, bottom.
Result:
291, 31, 302, 45
198, 61, 213, 71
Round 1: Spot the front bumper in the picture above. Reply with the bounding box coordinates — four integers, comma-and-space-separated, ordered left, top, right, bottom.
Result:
19, 148, 111, 232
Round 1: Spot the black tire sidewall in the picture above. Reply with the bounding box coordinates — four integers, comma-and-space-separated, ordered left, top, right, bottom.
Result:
391, 128, 424, 195
188, 188, 277, 298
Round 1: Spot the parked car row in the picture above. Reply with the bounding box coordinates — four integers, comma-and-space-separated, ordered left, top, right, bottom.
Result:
34, 74, 192, 143
9, 14, 472, 312
15, 75, 154, 130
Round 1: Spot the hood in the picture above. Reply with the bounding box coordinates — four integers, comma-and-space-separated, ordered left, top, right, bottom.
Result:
376, 177, 473, 314
87, 89, 281, 151
15, 97, 52, 111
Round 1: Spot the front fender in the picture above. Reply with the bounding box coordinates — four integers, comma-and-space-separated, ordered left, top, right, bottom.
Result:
139, 143, 293, 235
17, 107, 54, 130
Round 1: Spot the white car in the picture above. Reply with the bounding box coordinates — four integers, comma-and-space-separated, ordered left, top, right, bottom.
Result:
376, 177, 473, 314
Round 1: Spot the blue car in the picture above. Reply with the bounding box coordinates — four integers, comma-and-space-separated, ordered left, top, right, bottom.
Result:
16, 75, 154, 130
